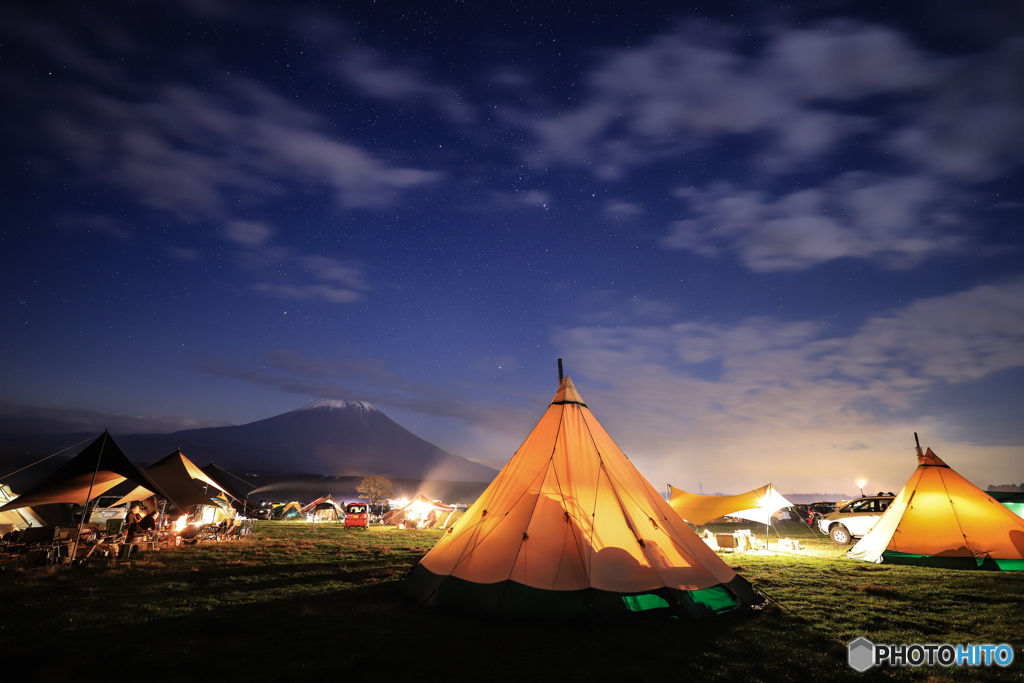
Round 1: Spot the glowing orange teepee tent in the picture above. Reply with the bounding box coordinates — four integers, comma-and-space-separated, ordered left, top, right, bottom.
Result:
848, 441, 1024, 570
405, 373, 762, 619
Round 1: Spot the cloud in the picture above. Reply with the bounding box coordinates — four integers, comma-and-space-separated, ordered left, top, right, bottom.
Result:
662, 173, 967, 271
604, 201, 644, 219
251, 283, 361, 304
889, 38, 1024, 181
0, 401, 229, 435
523, 20, 937, 176
44, 80, 443, 217
225, 219, 274, 247
204, 349, 538, 436
4, 16, 443, 221
550, 278, 1024, 492
249, 252, 369, 304
331, 45, 476, 124
760, 21, 937, 100
206, 279, 1024, 492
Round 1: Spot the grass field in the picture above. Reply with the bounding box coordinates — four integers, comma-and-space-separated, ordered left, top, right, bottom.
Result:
1, 520, 1021, 682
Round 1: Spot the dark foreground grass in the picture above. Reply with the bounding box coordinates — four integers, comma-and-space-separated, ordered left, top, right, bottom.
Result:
1, 521, 1021, 682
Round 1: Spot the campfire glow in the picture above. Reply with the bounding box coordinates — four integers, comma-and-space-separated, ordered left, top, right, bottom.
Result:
405, 499, 435, 527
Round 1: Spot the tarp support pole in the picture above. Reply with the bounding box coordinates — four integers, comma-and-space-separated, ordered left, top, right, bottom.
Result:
71, 430, 108, 565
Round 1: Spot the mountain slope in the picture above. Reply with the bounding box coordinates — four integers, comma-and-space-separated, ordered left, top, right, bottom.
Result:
0, 400, 498, 485
115, 400, 497, 481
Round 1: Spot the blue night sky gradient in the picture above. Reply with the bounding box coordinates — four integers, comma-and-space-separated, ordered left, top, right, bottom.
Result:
1, 0, 1023, 494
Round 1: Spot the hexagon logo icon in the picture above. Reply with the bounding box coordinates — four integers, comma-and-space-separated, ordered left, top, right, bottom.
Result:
848, 637, 875, 672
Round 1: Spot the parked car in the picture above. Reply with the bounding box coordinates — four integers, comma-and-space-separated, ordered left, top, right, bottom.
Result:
344, 502, 369, 529
70, 496, 140, 525
253, 500, 274, 520
818, 495, 895, 544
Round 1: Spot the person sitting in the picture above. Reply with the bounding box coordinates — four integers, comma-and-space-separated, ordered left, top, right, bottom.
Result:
123, 503, 144, 535
139, 510, 161, 537
120, 503, 147, 558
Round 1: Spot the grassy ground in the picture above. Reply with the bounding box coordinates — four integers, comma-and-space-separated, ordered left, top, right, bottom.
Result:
0, 520, 1021, 682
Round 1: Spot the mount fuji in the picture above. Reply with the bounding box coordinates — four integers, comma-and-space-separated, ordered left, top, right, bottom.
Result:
1, 400, 499, 485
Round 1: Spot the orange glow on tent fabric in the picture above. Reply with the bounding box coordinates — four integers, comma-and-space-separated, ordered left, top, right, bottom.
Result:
406, 375, 763, 618
848, 447, 1024, 567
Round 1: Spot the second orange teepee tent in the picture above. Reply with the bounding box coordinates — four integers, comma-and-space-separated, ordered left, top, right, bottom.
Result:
848, 442, 1024, 570
405, 373, 762, 619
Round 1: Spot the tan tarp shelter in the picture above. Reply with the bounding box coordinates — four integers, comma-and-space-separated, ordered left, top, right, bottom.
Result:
0, 484, 45, 535
668, 484, 795, 526
848, 446, 1024, 570
114, 450, 232, 512
405, 375, 762, 619
0, 431, 169, 513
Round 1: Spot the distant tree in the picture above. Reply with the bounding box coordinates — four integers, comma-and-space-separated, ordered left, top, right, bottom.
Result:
356, 475, 394, 507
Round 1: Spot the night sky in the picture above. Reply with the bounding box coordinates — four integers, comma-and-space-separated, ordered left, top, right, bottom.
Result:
2, 1, 1023, 495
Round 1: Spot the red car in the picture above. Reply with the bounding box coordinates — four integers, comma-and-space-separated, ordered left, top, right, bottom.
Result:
344, 503, 370, 529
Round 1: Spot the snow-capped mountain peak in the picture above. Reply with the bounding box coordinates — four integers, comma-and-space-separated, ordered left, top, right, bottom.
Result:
293, 399, 376, 413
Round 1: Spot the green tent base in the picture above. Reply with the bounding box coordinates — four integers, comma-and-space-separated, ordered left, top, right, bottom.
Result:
881, 551, 1024, 571
405, 563, 763, 621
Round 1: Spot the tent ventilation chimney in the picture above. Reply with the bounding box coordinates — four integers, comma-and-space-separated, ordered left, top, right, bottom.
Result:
558, 358, 564, 381
914, 432, 923, 457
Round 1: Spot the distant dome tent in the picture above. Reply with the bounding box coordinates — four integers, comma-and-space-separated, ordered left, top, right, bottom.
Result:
848, 440, 1024, 570
405, 371, 763, 620
668, 484, 795, 526
299, 495, 344, 522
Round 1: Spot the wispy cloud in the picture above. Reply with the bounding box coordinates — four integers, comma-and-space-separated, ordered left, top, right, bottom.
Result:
44, 80, 442, 216
662, 173, 967, 271
524, 21, 937, 176
225, 219, 275, 248
330, 45, 477, 124
516, 20, 1023, 270
551, 278, 1024, 492
204, 348, 538, 436
246, 250, 370, 304
3, 12, 443, 221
